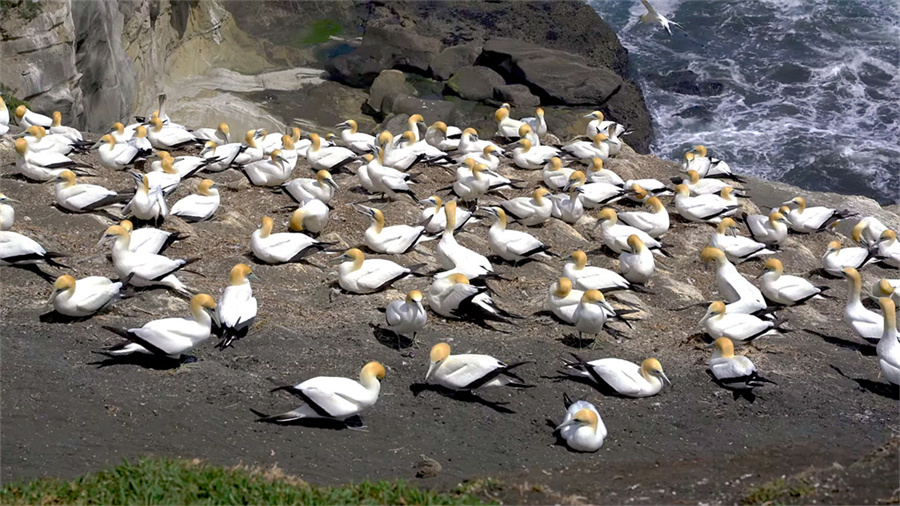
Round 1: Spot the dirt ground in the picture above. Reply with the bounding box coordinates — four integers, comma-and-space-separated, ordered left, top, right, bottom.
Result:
1, 129, 898, 503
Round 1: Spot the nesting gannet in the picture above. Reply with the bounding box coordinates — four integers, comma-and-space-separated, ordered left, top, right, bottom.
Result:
379, 131, 424, 171
572, 289, 620, 344
562, 133, 610, 162
426, 273, 518, 325
586, 158, 624, 186
639, 0, 685, 35
144, 158, 183, 196
550, 181, 585, 224
289, 198, 330, 235
678, 169, 746, 197
419, 196, 475, 234
596, 208, 664, 254
123, 173, 168, 223
216, 263, 258, 349
0, 223, 66, 268
51, 114, 88, 143
709, 337, 774, 391
700, 301, 785, 343
356, 205, 431, 255
548, 277, 583, 324
512, 138, 559, 170
710, 218, 775, 263
365, 146, 417, 200
140, 94, 171, 124
95, 134, 150, 170
436, 201, 493, 279
109, 122, 133, 142
701, 247, 767, 314
22, 126, 79, 155
620, 235, 655, 285
193, 122, 230, 144
283, 170, 339, 205
521, 107, 547, 136
170, 179, 219, 222
564, 250, 639, 292
618, 196, 670, 239
455, 144, 502, 171
495, 107, 526, 139
875, 298, 900, 385
425, 121, 461, 151
335, 248, 417, 294
565, 171, 628, 208
851, 217, 889, 247
14, 138, 81, 182
333, 119, 375, 155
101, 294, 217, 364
99, 225, 194, 295
119, 220, 185, 255
564, 354, 670, 397
0, 194, 16, 230
456, 127, 503, 155
871, 279, 900, 306
842, 268, 884, 343
759, 258, 828, 306
556, 393, 606, 452
242, 150, 294, 187
483, 206, 550, 263
543, 158, 576, 191
874, 230, 900, 268
823, 240, 874, 277
0, 96, 9, 136
452, 162, 494, 202
49, 274, 127, 317
385, 290, 427, 345
425, 342, 530, 391
673, 184, 739, 224
395, 130, 449, 161
746, 210, 789, 248
584, 111, 626, 139
251, 216, 331, 264
500, 188, 553, 226
602, 124, 623, 157
147, 117, 198, 150
127, 125, 153, 155
782, 196, 852, 233
231, 129, 267, 165
153, 150, 218, 179
685, 146, 739, 180
255, 361, 386, 424
13, 105, 52, 128
54, 170, 125, 213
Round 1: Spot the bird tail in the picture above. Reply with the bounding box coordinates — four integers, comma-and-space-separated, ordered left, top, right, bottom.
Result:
250, 408, 306, 423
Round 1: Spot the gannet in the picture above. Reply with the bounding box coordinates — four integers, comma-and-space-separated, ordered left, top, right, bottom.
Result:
564, 354, 670, 397
602, 124, 623, 157
484, 206, 551, 263
759, 258, 828, 306
700, 301, 784, 343
562, 133, 610, 162
0, 96, 9, 135
170, 179, 219, 222
283, 170, 339, 205
275, 135, 300, 168
823, 240, 874, 277
152, 150, 218, 179
617, 196, 669, 239
872, 279, 900, 306
334, 119, 376, 154
456, 127, 503, 155
596, 208, 664, 254
0, 194, 16, 230
100, 294, 217, 364
147, 117, 198, 150
710, 218, 775, 263
572, 289, 619, 344
555, 393, 606, 452
455, 144, 502, 171
49, 111, 83, 142
875, 298, 900, 385
356, 205, 431, 255
495, 107, 526, 139
335, 248, 416, 294
14, 138, 81, 182
54, 170, 125, 213
426, 273, 518, 325
119, 219, 185, 255
512, 138, 559, 170
365, 146, 417, 200
500, 188, 553, 226
395, 130, 449, 161
419, 196, 476, 234
685, 146, 740, 181
426, 342, 530, 391
452, 162, 493, 202
674, 184, 738, 224
782, 196, 852, 233
49, 274, 127, 317
260, 129, 292, 153
851, 217, 889, 246
874, 230, 900, 268
216, 263, 258, 349
548, 277, 583, 324
95, 134, 150, 170
22, 125, 79, 155
255, 361, 386, 424
543, 158, 576, 191
99, 225, 194, 295
436, 200, 493, 279
109, 122, 133, 142
550, 182, 585, 224
379, 131, 424, 171
13, 105, 52, 128
842, 267, 884, 343
584, 111, 626, 139
385, 290, 427, 345
193, 122, 230, 144
141, 94, 171, 124
425, 121, 461, 151
565, 171, 628, 208
144, 158, 184, 196
458, 157, 517, 194
586, 158, 625, 186
251, 216, 331, 264
0, 222, 66, 268
231, 129, 267, 165
620, 235, 655, 285
564, 250, 639, 292
123, 173, 168, 224
127, 125, 153, 156
746, 210, 789, 248
709, 337, 775, 391
639, 0, 685, 35
242, 150, 293, 187
289, 198, 330, 235
700, 247, 767, 314
521, 107, 547, 136
678, 169, 746, 196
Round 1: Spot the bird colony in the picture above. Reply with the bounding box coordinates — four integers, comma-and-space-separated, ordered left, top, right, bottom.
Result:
1, 92, 898, 454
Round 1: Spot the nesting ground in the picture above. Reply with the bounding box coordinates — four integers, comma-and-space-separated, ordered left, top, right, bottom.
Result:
1, 133, 898, 504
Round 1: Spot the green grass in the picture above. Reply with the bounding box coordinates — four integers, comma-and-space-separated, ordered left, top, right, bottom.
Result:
0, 83, 29, 116
742, 477, 815, 505
0, 457, 495, 505
302, 19, 343, 45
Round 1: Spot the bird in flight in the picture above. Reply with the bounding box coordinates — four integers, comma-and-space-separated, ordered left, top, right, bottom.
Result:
639, 0, 685, 36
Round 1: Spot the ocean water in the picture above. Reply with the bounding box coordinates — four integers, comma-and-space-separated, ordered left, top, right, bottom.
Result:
589, 0, 900, 205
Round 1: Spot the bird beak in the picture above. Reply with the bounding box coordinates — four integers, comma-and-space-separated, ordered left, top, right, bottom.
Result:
425, 361, 439, 382
660, 372, 672, 386
247, 272, 261, 282
555, 419, 580, 431
583, 113, 595, 119
418, 197, 435, 206
326, 178, 340, 190
208, 307, 220, 327
699, 311, 712, 324
335, 121, 348, 129
600, 300, 615, 314
254, 129, 266, 139
329, 254, 348, 264
91, 139, 103, 149
199, 145, 211, 156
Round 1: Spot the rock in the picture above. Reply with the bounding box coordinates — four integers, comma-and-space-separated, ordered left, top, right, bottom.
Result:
385, 96, 455, 124
646, 70, 725, 97
414, 455, 442, 479
367, 70, 415, 114
327, 25, 442, 87
430, 44, 481, 81
494, 84, 540, 107
262, 80, 375, 133
446, 66, 505, 102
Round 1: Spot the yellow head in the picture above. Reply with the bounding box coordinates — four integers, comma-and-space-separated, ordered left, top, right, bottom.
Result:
761, 258, 784, 277
26, 125, 45, 139
713, 337, 734, 358
57, 169, 76, 187
571, 250, 588, 269
547, 157, 563, 171
700, 246, 727, 264
406, 290, 423, 304
52, 111, 63, 127
589, 157, 603, 172
626, 234, 644, 252
260, 216, 274, 238
448, 272, 470, 285
228, 264, 253, 286
53, 274, 77, 293
597, 208, 618, 225
553, 277, 573, 297
692, 145, 708, 157
716, 217, 737, 233
361, 361, 387, 381
876, 279, 895, 296
189, 294, 217, 313
639, 358, 669, 385
431, 121, 448, 134
572, 408, 599, 430
429, 342, 451, 363
15, 105, 26, 120
518, 138, 532, 151
198, 179, 216, 196
14, 138, 27, 155
581, 289, 606, 304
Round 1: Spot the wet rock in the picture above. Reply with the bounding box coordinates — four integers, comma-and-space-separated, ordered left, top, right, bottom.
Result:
494, 84, 540, 107
430, 44, 481, 81
446, 66, 506, 102
646, 70, 725, 97
368, 70, 415, 113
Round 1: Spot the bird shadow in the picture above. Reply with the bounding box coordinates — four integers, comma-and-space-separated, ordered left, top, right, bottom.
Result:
87, 352, 184, 370
249, 409, 364, 430
557, 333, 599, 349
806, 329, 876, 357
409, 383, 516, 414
10, 264, 58, 283
545, 419, 569, 448
370, 324, 415, 351
486, 255, 540, 267
543, 371, 639, 399
40, 311, 97, 324
830, 365, 899, 400
704, 370, 758, 403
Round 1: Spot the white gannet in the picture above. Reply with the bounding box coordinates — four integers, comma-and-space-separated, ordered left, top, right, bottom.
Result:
782, 196, 852, 233
13, 105, 52, 128
871, 279, 900, 306
379, 131, 424, 171
99, 225, 193, 295
426, 342, 530, 391
356, 205, 431, 255
875, 297, 900, 385
289, 198, 330, 235
335, 119, 376, 154
142, 94, 171, 124
456, 128, 503, 155
100, 293, 217, 364
1, 223, 67, 268
495, 107, 526, 139
153, 150, 217, 179
709, 337, 774, 391
419, 196, 475, 234
170, 179, 219, 222
395, 130, 449, 161
555, 393, 606, 452
843, 267, 884, 343
14, 138, 80, 182
521, 107, 547, 136
147, 117, 198, 150
425, 121, 462, 151
639, 0, 685, 35
700, 301, 784, 343
584, 111, 626, 139
385, 290, 427, 345
674, 184, 739, 224
603, 124, 622, 157
242, 150, 293, 187
565, 250, 638, 292
216, 263, 258, 349
426, 273, 518, 325
851, 217, 889, 247
548, 277, 583, 324
0, 96, 9, 136
109, 122, 133, 143
701, 247, 767, 314
193, 122, 230, 144
680, 169, 745, 196
564, 354, 671, 397
50, 112, 83, 142
550, 180, 585, 224
22, 125, 78, 155
123, 173, 168, 224
823, 240, 873, 277
96, 134, 149, 170
231, 129, 267, 166
620, 235, 655, 285
710, 218, 775, 263
0, 194, 16, 230
624, 180, 671, 203
571, 289, 622, 345
365, 146, 417, 201
455, 144, 503, 171
49, 274, 126, 317
618, 196, 669, 239
562, 133, 609, 162
586, 157, 624, 186
596, 208, 664, 254
436, 200, 493, 280
758, 258, 828, 306
543, 157, 576, 191
874, 230, 900, 268
685, 146, 739, 180
335, 248, 416, 294
54, 170, 124, 213
145, 158, 183, 196
565, 171, 628, 209
275, 135, 300, 169
251, 216, 330, 264
512, 138, 559, 170
452, 162, 493, 202
746, 210, 789, 248
120, 219, 185, 255
283, 170, 339, 205
127, 125, 153, 155
483, 206, 550, 263
500, 188, 553, 226
255, 361, 386, 424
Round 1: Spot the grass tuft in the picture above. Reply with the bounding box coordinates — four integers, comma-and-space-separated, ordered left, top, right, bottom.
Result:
742, 476, 815, 505
302, 19, 343, 45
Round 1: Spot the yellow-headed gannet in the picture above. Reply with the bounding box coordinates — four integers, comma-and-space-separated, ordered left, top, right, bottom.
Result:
99, 225, 194, 295
586, 157, 624, 186
483, 206, 551, 263
596, 208, 665, 254
710, 217, 775, 263
0, 96, 8, 135
425, 121, 462, 151
875, 298, 900, 385
758, 258, 828, 306
54, 170, 125, 213
335, 248, 418, 294
123, 173, 168, 224
548, 277, 583, 324
781, 196, 853, 233
49, 274, 127, 317
584, 111, 625, 139
147, 116, 198, 150
512, 138, 559, 170
555, 393, 606, 452
426, 342, 531, 391
620, 235, 655, 285
426, 273, 518, 325
617, 196, 669, 239
746, 210, 789, 247
564, 250, 641, 292
709, 337, 775, 392
13, 105, 52, 128
96, 134, 150, 170
365, 146, 417, 200
495, 107, 526, 139
216, 263, 258, 349
842, 268, 884, 343
562, 133, 610, 162
385, 290, 427, 345
851, 217, 889, 247
289, 198, 330, 236
565, 171, 628, 209
823, 240, 874, 277
193, 122, 230, 144
0, 220, 67, 268
564, 354, 670, 397
436, 200, 493, 280
379, 131, 424, 171
700, 247, 766, 314
419, 196, 475, 234
639, 0, 685, 35
283, 169, 339, 205
521, 107, 547, 136
13, 138, 82, 182
170, 179, 219, 222
871, 279, 900, 306
0, 194, 16, 230
674, 184, 739, 224
543, 157, 576, 191
241, 150, 294, 187
700, 301, 785, 343
119, 219, 185, 255
356, 205, 432, 255
251, 216, 331, 264
500, 188, 553, 226
874, 230, 900, 268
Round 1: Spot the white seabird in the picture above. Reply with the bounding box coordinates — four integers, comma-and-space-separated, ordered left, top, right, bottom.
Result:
216, 263, 258, 349
555, 393, 606, 452
425, 342, 531, 391
564, 354, 671, 398
170, 179, 219, 222
49, 274, 127, 317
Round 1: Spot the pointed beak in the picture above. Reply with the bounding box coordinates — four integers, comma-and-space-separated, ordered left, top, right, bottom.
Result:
254, 129, 266, 139
660, 372, 672, 386
326, 178, 339, 190
555, 419, 580, 431
329, 254, 348, 264
425, 361, 439, 382
208, 307, 221, 327
247, 272, 261, 282
335, 121, 348, 129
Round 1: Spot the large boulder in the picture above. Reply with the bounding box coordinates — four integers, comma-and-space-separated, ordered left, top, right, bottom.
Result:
326, 25, 441, 87
494, 84, 540, 108
367, 70, 416, 113
430, 44, 481, 81
446, 66, 505, 102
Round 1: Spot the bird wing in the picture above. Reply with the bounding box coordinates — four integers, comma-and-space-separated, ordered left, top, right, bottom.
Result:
589, 359, 644, 396
66, 185, 117, 210
440, 355, 505, 388
503, 230, 544, 256
134, 318, 201, 355
300, 377, 370, 417
774, 275, 819, 301
357, 260, 409, 291
640, 0, 658, 15
218, 284, 256, 329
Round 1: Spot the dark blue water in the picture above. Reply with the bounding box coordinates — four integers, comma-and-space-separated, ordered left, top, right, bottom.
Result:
589, 0, 900, 204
